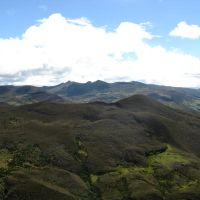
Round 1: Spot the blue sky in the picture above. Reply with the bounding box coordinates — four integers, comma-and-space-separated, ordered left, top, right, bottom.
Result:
0, 0, 200, 87
1, 0, 199, 37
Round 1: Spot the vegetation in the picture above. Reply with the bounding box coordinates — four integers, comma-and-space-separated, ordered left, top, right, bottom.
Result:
0, 94, 200, 199
90, 145, 200, 200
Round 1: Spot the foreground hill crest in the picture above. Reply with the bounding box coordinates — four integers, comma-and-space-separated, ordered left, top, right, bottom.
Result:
0, 95, 200, 199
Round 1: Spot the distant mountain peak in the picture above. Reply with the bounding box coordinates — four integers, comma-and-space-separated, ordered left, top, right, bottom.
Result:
0, 80, 200, 111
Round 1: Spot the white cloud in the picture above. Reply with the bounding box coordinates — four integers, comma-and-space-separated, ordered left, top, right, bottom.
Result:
0, 13, 200, 87
169, 21, 200, 39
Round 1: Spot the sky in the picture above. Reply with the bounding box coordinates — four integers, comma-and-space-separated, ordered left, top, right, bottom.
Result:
0, 0, 200, 87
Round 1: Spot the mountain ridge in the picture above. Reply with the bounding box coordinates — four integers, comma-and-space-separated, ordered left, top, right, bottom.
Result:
1, 80, 200, 112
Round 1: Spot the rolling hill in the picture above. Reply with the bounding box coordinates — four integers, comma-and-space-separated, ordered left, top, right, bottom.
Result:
0, 95, 200, 199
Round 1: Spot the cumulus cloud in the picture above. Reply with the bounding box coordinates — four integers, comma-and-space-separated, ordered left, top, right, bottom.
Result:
0, 66, 71, 85
169, 21, 200, 39
0, 13, 200, 87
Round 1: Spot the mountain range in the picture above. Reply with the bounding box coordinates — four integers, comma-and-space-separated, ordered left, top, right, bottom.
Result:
1, 80, 200, 111
1, 81, 200, 199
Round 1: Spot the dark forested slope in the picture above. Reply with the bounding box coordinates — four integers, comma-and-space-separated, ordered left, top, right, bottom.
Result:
0, 95, 200, 199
